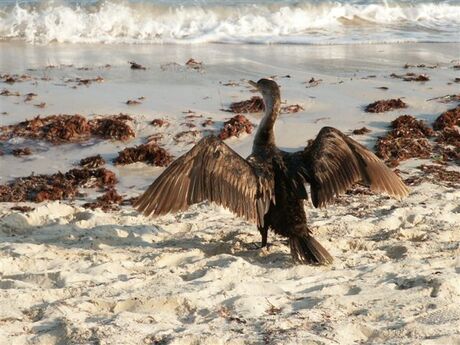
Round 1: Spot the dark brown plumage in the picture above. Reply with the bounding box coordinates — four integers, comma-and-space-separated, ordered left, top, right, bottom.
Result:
135, 78, 409, 265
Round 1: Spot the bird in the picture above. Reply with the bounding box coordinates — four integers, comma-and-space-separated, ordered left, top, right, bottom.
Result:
134, 78, 409, 265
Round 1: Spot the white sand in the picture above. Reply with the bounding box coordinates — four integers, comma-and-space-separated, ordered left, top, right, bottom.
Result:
0, 42, 459, 344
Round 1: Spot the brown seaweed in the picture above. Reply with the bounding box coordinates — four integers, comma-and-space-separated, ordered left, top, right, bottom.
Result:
12, 147, 32, 156
219, 115, 254, 140
83, 188, 123, 211
0, 167, 116, 203
365, 99, 408, 113
114, 143, 173, 166
352, 127, 371, 135
433, 106, 460, 130
185, 58, 203, 71
151, 119, 169, 127
79, 154, 106, 168
229, 96, 264, 113
129, 61, 146, 70
0, 114, 135, 144
375, 115, 434, 166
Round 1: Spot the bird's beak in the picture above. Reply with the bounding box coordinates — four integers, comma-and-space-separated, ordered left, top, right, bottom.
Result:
248, 80, 259, 90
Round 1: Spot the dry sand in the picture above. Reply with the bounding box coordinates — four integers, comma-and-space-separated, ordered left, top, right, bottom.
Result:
0, 42, 459, 344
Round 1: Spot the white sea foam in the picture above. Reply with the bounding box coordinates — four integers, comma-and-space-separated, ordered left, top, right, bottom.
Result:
0, 1, 459, 44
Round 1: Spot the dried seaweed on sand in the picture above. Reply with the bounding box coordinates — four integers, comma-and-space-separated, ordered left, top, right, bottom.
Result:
433, 106, 460, 130
83, 188, 123, 211
0, 114, 135, 144
352, 127, 371, 135
114, 143, 173, 167
219, 115, 254, 140
129, 61, 146, 70
375, 115, 433, 166
0, 168, 116, 203
365, 99, 408, 113
229, 96, 264, 113
79, 154, 106, 168
12, 147, 32, 156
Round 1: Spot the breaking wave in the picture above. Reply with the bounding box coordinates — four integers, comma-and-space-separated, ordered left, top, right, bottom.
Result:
1, 0, 459, 44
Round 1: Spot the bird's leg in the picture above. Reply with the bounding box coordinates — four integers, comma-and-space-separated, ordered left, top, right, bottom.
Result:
259, 225, 269, 249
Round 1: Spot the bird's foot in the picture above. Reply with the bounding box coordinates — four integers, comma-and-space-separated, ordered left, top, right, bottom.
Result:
247, 242, 270, 250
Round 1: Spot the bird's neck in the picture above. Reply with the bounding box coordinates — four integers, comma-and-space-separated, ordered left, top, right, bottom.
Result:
253, 93, 280, 151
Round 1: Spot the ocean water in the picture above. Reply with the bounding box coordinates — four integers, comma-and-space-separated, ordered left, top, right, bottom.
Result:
0, 0, 459, 44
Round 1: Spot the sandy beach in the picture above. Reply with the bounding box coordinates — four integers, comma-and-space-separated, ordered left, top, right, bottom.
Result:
1, 41, 459, 344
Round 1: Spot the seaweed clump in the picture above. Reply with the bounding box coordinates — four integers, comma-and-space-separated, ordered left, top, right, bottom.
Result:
79, 154, 106, 168
83, 188, 123, 211
114, 143, 173, 166
352, 127, 371, 135
365, 99, 407, 113
375, 115, 434, 166
229, 97, 264, 113
0, 114, 135, 144
0, 168, 116, 203
219, 115, 254, 140
432, 106, 460, 164
433, 106, 460, 130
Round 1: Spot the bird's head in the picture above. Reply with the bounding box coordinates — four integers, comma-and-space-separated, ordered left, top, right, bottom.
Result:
248, 78, 280, 100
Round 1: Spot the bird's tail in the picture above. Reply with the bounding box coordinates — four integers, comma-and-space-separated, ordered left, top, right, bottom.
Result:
289, 234, 333, 265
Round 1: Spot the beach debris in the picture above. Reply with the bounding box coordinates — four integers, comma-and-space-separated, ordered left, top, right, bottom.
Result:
390, 73, 430, 82
365, 98, 407, 113
229, 96, 264, 113
218, 307, 247, 324
1, 89, 20, 96
305, 77, 322, 88
151, 119, 169, 127
1, 74, 32, 83
146, 133, 164, 144
83, 188, 123, 211
114, 143, 173, 166
376, 86, 389, 90
202, 119, 214, 127
0, 167, 116, 203
181, 122, 196, 128
281, 104, 304, 113
126, 99, 141, 105
0, 114, 135, 144
454, 78, 460, 83
129, 61, 146, 70
352, 127, 371, 135
79, 154, 106, 169
34, 102, 46, 108
375, 115, 433, 166
219, 114, 254, 140
221, 81, 240, 87
432, 106, 460, 164
66, 76, 104, 86
404, 63, 437, 69
313, 117, 330, 124
24, 92, 37, 102
12, 147, 32, 157
185, 58, 203, 71
174, 130, 200, 144
418, 164, 460, 188
10, 205, 35, 212
433, 106, 460, 130
427, 94, 460, 103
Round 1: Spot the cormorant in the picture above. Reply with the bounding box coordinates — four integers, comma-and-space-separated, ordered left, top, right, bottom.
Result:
135, 78, 409, 265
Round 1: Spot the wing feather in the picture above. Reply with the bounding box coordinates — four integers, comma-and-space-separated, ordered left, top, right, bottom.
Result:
286, 127, 409, 208
134, 136, 272, 226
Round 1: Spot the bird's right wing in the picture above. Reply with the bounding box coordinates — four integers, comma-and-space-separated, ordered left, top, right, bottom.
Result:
134, 136, 273, 226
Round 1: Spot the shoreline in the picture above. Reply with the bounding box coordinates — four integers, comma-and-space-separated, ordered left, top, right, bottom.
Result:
0, 41, 459, 344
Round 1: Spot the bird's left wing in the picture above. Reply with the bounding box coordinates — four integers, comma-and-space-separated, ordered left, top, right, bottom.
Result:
134, 136, 273, 226
283, 127, 409, 208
